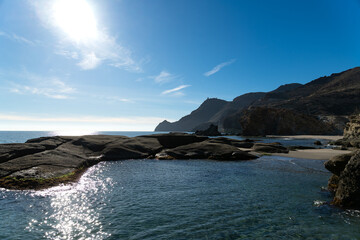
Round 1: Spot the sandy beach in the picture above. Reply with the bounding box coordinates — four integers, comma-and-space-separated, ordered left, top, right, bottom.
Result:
271, 149, 352, 160
239, 147, 352, 160
266, 135, 343, 141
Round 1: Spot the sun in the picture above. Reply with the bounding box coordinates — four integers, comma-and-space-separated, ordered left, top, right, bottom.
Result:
52, 0, 98, 43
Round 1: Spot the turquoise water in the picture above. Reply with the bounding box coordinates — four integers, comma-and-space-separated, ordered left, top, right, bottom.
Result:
0, 132, 359, 239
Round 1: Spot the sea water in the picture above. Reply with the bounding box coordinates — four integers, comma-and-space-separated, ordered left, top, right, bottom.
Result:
0, 132, 359, 239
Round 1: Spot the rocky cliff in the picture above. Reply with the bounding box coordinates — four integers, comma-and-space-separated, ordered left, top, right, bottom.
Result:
344, 114, 360, 140
222, 107, 338, 136
334, 114, 360, 148
325, 113, 360, 209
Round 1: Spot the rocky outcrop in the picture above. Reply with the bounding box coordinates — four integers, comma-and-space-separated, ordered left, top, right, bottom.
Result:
0, 133, 258, 190
223, 107, 338, 136
324, 113, 360, 209
252, 142, 289, 153
333, 114, 360, 148
156, 139, 257, 161
325, 151, 360, 209
194, 124, 221, 136
344, 114, 360, 140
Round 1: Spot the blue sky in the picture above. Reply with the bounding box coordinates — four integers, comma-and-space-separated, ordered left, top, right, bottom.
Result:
0, 0, 359, 131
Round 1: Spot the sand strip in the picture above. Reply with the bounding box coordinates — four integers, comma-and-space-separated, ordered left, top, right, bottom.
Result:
266, 135, 343, 141
267, 149, 351, 160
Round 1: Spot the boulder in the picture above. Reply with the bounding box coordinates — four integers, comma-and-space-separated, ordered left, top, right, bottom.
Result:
141, 132, 208, 148
325, 153, 353, 176
162, 139, 258, 161
332, 151, 360, 209
253, 143, 289, 153
195, 124, 221, 136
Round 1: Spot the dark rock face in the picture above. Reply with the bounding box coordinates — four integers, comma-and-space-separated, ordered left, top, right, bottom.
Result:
325, 151, 360, 209
325, 153, 353, 176
195, 124, 221, 136
332, 151, 360, 209
223, 107, 338, 136
343, 114, 360, 141
333, 114, 360, 148
0, 133, 258, 190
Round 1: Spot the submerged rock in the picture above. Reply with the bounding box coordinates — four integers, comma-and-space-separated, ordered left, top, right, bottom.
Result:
0, 133, 258, 190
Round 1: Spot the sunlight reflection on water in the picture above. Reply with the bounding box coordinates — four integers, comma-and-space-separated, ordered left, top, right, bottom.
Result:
26, 163, 113, 240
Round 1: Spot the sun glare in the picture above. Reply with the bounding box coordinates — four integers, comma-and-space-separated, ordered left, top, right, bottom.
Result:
52, 0, 98, 43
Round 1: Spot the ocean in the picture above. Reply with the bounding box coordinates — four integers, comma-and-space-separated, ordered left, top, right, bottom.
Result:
0, 131, 359, 239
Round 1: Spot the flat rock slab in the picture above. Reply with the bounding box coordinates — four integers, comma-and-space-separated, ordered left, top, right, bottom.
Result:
0, 133, 258, 190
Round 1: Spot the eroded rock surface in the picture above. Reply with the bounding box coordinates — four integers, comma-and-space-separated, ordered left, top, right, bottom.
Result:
253, 142, 289, 153
0, 133, 258, 190
325, 150, 360, 209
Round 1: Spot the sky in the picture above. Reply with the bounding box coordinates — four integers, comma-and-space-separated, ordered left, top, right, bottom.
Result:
0, 0, 359, 132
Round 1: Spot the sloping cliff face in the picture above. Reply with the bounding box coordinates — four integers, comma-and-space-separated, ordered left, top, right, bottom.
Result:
155, 67, 360, 135
155, 98, 228, 131
222, 107, 338, 136
253, 67, 360, 116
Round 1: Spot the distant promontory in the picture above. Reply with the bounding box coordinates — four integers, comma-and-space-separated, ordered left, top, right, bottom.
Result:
155, 67, 360, 136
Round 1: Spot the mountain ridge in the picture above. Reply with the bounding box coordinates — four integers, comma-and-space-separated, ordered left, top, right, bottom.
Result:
155, 67, 360, 135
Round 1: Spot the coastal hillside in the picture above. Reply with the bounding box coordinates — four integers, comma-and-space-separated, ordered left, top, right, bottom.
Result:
156, 98, 229, 131
254, 67, 360, 115
155, 67, 360, 135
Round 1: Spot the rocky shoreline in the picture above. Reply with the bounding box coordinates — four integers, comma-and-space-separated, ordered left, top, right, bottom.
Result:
0, 133, 258, 190
1, 128, 359, 210
324, 114, 360, 209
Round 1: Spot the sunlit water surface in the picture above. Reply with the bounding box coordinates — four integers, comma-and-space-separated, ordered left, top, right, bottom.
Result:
0, 132, 359, 239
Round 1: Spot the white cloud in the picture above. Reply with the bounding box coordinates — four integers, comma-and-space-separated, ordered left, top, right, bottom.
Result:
10, 71, 76, 99
151, 71, 177, 84
105, 96, 134, 103
204, 59, 236, 77
77, 52, 101, 70
55, 49, 79, 59
162, 85, 190, 95
31, 1, 142, 71
0, 31, 35, 45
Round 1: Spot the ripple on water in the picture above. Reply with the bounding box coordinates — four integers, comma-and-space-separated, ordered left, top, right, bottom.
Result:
0, 157, 360, 239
